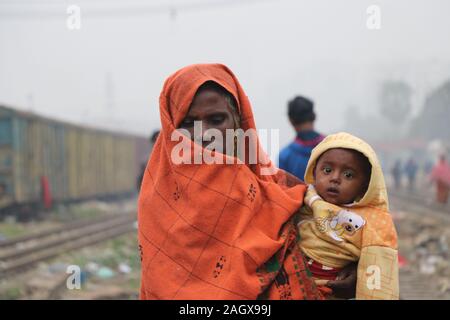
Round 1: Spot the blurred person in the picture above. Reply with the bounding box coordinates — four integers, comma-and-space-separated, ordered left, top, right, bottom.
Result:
137, 130, 160, 191
430, 154, 450, 204
297, 132, 399, 299
391, 160, 402, 189
279, 96, 325, 180
40, 176, 52, 210
137, 64, 357, 300
404, 158, 418, 191
137, 163, 147, 192
149, 129, 160, 148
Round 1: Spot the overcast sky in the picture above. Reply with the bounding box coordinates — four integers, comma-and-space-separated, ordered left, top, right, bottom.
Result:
1, 0, 450, 146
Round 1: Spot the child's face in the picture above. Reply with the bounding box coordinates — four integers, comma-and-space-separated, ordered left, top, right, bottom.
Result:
314, 148, 370, 205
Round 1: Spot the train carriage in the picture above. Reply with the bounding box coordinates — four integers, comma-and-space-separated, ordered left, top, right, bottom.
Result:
0, 105, 151, 219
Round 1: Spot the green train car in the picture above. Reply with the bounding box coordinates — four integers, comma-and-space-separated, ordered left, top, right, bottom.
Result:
0, 105, 151, 219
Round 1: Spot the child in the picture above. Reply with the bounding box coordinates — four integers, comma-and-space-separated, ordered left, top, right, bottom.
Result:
297, 132, 399, 299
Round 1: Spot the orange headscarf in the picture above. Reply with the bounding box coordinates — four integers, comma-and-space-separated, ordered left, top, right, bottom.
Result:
138, 63, 322, 300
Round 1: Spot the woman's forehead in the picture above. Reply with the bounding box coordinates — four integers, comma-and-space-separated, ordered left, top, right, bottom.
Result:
187, 90, 230, 116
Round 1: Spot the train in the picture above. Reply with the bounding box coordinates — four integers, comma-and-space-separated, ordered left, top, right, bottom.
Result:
0, 104, 152, 220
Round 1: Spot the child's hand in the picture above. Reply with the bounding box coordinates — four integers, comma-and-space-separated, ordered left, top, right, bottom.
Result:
304, 184, 323, 207
305, 184, 341, 214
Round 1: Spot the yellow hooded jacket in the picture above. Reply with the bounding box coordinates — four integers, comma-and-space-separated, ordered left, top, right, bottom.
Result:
298, 132, 399, 300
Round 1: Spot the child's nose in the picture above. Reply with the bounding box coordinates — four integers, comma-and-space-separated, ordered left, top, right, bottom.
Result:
330, 172, 341, 184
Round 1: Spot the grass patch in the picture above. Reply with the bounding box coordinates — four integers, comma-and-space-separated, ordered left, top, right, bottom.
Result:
0, 223, 27, 239
1, 287, 22, 300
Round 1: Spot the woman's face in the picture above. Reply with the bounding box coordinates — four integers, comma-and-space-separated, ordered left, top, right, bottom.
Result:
179, 88, 237, 151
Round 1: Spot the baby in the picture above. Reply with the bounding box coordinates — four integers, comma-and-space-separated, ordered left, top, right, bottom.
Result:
297, 132, 399, 300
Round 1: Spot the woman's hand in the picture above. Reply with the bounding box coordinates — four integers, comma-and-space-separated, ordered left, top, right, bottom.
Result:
326, 262, 357, 299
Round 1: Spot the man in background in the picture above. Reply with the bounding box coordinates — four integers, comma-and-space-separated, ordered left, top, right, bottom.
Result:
279, 96, 325, 180
404, 157, 418, 191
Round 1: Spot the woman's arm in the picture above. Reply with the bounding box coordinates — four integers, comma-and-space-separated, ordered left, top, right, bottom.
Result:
326, 262, 357, 299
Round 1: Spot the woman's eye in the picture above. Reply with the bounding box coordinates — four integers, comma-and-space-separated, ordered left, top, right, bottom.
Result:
209, 115, 225, 125
322, 167, 332, 174
180, 119, 194, 128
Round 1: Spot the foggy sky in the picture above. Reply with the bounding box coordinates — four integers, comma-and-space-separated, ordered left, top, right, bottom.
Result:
1, 0, 450, 147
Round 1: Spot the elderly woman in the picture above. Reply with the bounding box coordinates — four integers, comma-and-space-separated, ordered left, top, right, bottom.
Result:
138, 64, 355, 299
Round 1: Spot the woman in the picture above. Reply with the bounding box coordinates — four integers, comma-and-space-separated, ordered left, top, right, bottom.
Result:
138, 64, 355, 299
430, 155, 450, 204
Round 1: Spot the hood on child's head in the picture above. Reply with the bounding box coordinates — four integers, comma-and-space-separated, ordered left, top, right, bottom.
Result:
304, 132, 389, 210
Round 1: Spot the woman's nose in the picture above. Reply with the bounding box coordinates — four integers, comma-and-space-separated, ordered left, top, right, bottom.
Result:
203, 123, 212, 134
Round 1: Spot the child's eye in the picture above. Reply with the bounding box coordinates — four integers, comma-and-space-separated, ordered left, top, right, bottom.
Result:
343, 171, 354, 179
322, 167, 332, 174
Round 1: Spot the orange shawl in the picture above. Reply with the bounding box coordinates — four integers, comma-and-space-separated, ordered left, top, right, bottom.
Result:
138, 63, 322, 300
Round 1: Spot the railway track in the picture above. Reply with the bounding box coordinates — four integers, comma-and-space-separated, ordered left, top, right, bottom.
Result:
389, 190, 450, 222
0, 213, 136, 277
398, 272, 443, 300
389, 191, 449, 300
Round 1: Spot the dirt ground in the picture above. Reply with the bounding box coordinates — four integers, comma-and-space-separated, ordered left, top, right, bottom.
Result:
0, 197, 140, 300
0, 232, 140, 300
1, 192, 449, 300
392, 203, 450, 299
